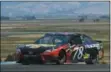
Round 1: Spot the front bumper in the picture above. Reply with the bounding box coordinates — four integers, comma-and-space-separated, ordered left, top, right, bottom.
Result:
23, 52, 59, 63
41, 53, 58, 62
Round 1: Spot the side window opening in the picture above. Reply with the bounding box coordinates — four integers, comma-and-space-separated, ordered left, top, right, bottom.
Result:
69, 35, 82, 45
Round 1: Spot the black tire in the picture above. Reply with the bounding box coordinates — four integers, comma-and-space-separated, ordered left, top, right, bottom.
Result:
56, 50, 66, 65
15, 56, 22, 63
85, 54, 99, 64
21, 57, 30, 65
15, 54, 22, 63
84, 48, 99, 64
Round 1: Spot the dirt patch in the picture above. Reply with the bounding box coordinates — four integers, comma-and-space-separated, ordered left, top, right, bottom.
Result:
1, 58, 6, 62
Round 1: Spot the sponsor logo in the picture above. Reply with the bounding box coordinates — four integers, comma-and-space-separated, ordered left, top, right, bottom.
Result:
85, 44, 100, 49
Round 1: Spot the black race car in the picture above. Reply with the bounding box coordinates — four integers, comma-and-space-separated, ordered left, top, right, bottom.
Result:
16, 32, 104, 65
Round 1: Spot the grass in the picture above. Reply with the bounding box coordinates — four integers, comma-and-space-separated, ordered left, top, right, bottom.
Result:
1, 20, 110, 63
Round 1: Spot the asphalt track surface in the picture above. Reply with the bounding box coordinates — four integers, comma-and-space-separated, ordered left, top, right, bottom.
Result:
1, 62, 110, 72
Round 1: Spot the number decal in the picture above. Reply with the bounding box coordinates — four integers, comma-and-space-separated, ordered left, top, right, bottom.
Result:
72, 46, 84, 60
77, 46, 84, 59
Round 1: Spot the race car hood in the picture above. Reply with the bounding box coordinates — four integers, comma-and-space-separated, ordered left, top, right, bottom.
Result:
17, 44, 56, 54
17, 44, 56, 48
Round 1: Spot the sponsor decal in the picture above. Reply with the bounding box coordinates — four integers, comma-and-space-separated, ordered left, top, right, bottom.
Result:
85, 44, 100, 49
26, 44, 41, 48
83, 53, 90, 59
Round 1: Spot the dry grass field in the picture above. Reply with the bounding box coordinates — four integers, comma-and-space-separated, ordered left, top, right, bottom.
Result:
1, 20, 110, 63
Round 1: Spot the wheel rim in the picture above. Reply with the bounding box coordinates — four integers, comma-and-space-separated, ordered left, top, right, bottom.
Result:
59, 53, 66, 63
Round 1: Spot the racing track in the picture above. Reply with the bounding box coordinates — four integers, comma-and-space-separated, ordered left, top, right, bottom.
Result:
1, 62, 110, 72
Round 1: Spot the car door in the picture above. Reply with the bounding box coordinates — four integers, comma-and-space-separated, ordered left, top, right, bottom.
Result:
70, 35, 84, 62
69, 35, 82, 45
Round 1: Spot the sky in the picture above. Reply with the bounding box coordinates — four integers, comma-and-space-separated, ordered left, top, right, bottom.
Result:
1, 2, 110, 18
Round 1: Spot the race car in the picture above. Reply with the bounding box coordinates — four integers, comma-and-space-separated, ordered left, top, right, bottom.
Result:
15, 32, 104, 65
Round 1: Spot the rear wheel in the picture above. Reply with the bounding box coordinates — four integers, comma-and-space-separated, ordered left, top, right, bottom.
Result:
85, 55, 99, 64
84, 48, 99, 64
15, 53, 21, 63
56, 50, 66, 65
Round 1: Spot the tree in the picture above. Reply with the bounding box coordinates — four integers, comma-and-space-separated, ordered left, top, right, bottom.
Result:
1, 16, 10, 20
79, 18, 85, 22
93, 19, 100, 22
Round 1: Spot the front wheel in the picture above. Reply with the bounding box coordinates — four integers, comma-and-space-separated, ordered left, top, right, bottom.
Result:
56, 50, 66, 65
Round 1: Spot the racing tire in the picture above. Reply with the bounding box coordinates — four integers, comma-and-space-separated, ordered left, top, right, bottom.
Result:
84, 48, 99, 64
56, 50, 66, 65
15, 54, 22, 63
85, 55, 99, 64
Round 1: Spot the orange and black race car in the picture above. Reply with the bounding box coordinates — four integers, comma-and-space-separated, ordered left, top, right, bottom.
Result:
16, 32, 104, 65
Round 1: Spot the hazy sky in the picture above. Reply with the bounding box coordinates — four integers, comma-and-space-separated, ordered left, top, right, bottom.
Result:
1, 2, 109, 17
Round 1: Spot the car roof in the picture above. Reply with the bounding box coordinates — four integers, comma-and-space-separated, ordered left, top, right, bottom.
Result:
45, 32, 82, 36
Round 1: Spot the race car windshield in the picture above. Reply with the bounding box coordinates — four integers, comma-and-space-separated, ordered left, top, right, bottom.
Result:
35, 35, 68, 48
